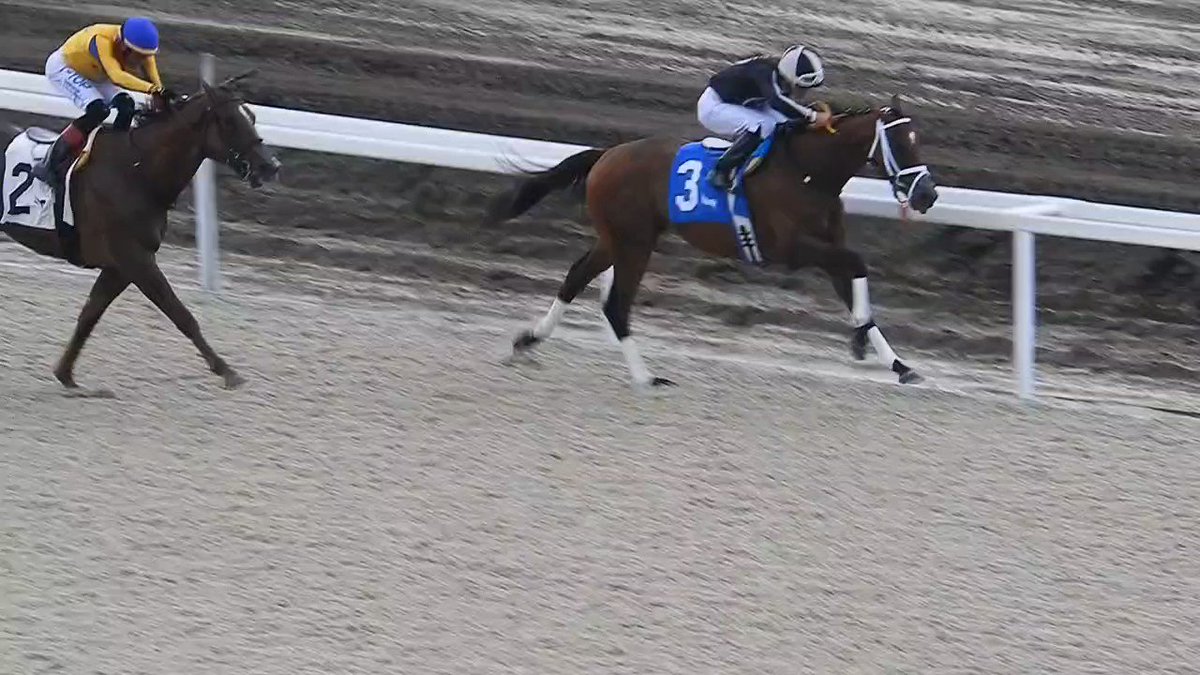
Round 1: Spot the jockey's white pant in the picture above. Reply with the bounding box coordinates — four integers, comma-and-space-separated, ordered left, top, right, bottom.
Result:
45, 49, 121, 112
696, 87, 789, 139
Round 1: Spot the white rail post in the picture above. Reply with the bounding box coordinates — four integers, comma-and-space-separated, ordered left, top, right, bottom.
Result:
194, 53, 220, 293
1012, 229, 1037, 400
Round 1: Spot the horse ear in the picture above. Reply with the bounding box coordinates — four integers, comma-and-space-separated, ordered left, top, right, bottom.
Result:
890, 94, 904, 111
217, 69, 258, 89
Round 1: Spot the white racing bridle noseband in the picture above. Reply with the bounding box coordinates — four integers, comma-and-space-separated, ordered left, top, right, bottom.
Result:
868, 112, 931, 205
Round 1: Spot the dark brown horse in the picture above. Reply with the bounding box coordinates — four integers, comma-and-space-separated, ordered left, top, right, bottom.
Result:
486, 97, 938, 390
1, 74, 279, 390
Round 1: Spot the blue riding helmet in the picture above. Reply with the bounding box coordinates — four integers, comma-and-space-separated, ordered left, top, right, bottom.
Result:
120, 17, 160, 55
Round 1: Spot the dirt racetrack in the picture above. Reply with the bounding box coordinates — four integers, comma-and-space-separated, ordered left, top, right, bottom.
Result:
3, 243, 1200, 674
3, 0, 1200, 672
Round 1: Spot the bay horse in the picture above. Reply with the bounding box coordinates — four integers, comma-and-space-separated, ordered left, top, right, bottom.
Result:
1, 74, 280, 390
485, 96, 938, 390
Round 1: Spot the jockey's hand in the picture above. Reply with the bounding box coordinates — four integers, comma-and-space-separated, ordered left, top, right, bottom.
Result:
149, 87, 180, 112
158, 87, 180, 103
810, 110, 833, 129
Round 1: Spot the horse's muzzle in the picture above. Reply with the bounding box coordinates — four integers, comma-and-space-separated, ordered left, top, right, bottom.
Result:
910, 176, 938, 214
248, 154, 282, 188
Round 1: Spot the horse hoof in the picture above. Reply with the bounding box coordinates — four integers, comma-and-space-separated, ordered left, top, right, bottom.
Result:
54, 368, 78, 389
899, 370, 924, 385
512, 330, 541, 352
62, 386, 116, 399
635, 376, 676, 391
223, 371, 247, 390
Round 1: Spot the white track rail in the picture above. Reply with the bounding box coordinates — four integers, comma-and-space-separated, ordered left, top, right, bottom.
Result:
3, 65, 1199, 400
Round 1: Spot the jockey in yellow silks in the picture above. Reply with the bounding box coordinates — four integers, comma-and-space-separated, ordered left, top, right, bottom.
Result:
35, 18, 178, 186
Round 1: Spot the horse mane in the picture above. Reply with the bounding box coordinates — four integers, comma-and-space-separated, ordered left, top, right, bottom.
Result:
134, 106, 174, 127
827, 93, 911, 118
833, 104, 877, 117
133, 88, 231, 128
821, 94, 881, 117
130, 69, 253, 128
133, 93, 201, 127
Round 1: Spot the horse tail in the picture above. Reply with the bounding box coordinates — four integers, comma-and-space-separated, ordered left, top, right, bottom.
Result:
483, 148, 606, 225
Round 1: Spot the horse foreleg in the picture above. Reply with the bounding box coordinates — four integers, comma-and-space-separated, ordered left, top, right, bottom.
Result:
603, 242, 673, 390
826, 274, 867, 360
800, 238, 923, 385
512, 245, 612, 354
822, 201, 874, 362
125, 256, 245, 389
846, 275, 923, 385
54, 267, 130, 388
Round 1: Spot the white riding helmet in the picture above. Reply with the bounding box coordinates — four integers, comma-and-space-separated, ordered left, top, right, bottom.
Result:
778, 45, 825, 88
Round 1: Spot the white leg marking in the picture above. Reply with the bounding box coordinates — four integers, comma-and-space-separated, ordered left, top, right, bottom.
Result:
851, 276, 871, 327
852, 275, 910, 370
619, 337, 652, 387
533, 298, 568, 339
597, 266, 619, 344
597, 266, 615, 305
866, 326, 900, 367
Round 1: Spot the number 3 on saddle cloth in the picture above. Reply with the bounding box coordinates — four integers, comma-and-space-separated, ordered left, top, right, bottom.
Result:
667, 135, 775, 265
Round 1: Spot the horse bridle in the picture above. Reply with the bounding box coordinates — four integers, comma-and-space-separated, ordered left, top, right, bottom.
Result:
204, 96, 262, 181
868, 110, 931, 205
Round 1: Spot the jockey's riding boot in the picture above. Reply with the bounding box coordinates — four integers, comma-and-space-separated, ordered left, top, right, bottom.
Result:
33, 131, 77, 190
32, 99, 106, 191
112, 92, 136, 131
33, 112, 94, 189
709, 130, 761, 191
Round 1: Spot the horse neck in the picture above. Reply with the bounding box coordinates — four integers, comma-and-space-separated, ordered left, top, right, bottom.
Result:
129, 104, 209, 206
783, 114, 878, 192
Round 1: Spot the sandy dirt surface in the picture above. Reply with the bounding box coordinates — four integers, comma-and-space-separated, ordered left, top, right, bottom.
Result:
3, 243, 1200, 674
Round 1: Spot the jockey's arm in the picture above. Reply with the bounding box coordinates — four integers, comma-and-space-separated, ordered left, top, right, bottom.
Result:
143, 55, 165, 90
757, 69, 817, 122
95, 37, 158, 94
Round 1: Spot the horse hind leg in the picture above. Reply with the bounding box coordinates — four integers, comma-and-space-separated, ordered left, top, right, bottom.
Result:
603, 241, 674, 390
54, 267, 130, 389
511, 244, 613, 355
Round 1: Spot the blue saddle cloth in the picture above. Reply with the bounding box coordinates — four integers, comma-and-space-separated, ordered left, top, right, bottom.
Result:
666, 135, 774, 264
